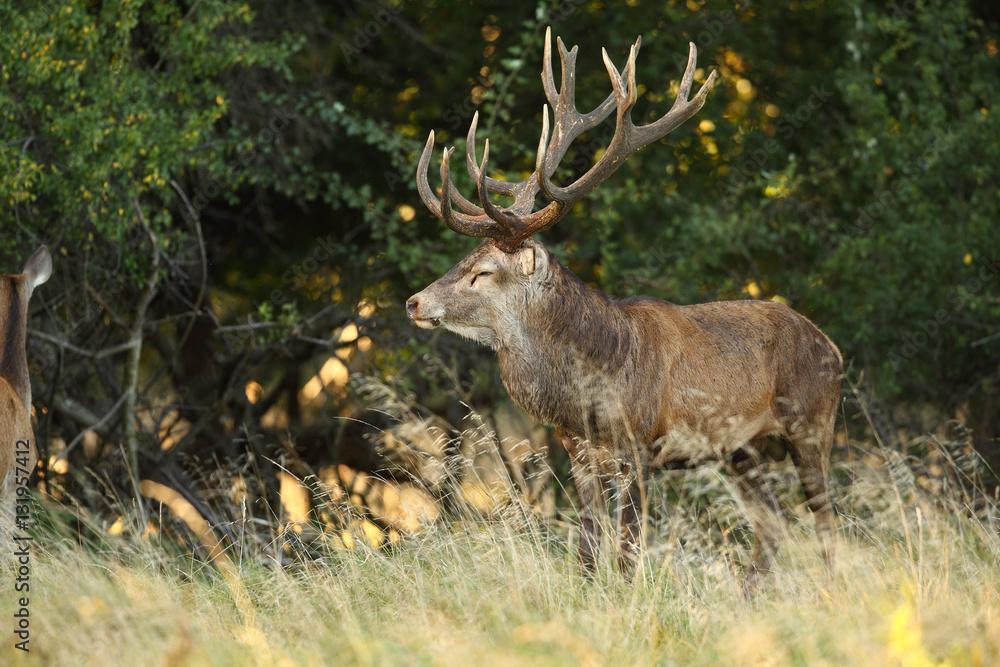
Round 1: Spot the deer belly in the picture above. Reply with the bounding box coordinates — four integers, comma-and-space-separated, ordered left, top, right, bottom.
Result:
651, 410, 781, 468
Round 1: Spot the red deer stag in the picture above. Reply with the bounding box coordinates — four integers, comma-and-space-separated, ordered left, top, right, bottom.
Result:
406, 29, 842, 592
0, 247, 51, 533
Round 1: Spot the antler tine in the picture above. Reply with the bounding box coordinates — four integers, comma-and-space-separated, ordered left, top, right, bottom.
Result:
536, 42, 638, 204
416, 131, 446, 217
678, 41, 699, 102
534, 104, 551, 180
416, 131, 482, 218
604, 42, 641, 124
440, 148, 490, 236
473, 118, 568, 250
538, 37, 716, 204
418, 117, 546, 247
541, 26, 560, 108
465, 112, 516, 197
538, 28, 622, 177
633, 42, 719, 148
445, 180, 488, 217
474, 140, 520, 237
542, 27, 625, 128
424, 140, 501, 238
438, 147, 456, 224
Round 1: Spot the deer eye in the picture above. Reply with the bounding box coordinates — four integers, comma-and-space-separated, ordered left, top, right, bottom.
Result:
470, 270, 492, 286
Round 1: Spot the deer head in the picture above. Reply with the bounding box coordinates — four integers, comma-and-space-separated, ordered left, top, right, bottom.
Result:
406, 239, 551, 348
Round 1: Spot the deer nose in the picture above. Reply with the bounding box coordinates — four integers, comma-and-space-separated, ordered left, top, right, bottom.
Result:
405, 297, 419, 318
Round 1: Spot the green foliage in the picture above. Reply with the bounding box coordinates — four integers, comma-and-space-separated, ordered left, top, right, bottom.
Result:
821, 2, 1000, 399
0, 0, 298, 268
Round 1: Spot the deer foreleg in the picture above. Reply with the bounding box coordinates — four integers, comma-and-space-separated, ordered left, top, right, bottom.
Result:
617, 459, 649, 579
561, 429, 607, 573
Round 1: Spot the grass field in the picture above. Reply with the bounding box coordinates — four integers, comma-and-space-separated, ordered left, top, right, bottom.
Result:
4, 433, 1000, 666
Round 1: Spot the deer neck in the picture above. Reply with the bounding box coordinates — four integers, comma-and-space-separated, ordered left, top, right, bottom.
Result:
0, 277, 31, 417
496, 261, 637, 425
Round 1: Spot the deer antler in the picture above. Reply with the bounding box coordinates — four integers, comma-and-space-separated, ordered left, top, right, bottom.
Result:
416, 27, 717, 253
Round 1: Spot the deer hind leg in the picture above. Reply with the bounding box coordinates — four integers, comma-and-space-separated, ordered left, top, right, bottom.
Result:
560, 429, 608, 573
788, 420, 836, 581
728, 442, 787, 596
616, 459, 650, 579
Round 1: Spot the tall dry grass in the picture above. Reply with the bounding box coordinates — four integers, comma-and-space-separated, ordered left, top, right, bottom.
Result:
3, 413, 999, 666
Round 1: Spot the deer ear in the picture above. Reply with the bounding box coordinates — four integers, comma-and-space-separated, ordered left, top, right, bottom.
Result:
517, 245, 535, 276
23, 246, 52, 292
517, 240, 549, 278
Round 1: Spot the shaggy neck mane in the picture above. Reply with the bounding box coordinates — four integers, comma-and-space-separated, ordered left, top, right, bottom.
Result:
498, 258, 637, 372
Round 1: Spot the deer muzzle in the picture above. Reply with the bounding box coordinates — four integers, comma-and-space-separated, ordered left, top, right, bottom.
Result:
405, 295, 442, 329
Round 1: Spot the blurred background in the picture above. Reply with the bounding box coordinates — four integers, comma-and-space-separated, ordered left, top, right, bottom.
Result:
1, 0, 998, 557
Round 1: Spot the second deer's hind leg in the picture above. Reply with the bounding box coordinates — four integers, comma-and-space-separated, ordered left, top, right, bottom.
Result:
728, 442, 787, 595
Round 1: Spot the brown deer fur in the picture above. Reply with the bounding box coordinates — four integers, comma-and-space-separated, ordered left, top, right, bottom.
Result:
407, 239, 842, 590
0, 247, 51, 532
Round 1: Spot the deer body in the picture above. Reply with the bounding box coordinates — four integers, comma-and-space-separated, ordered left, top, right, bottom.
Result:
498, 255, 840, 462
407, 29, 841, 590
0, 247, 51, 529
409, 239, 841, 585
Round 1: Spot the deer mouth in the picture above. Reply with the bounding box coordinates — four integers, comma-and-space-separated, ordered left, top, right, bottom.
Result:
412, 316, 442, 329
